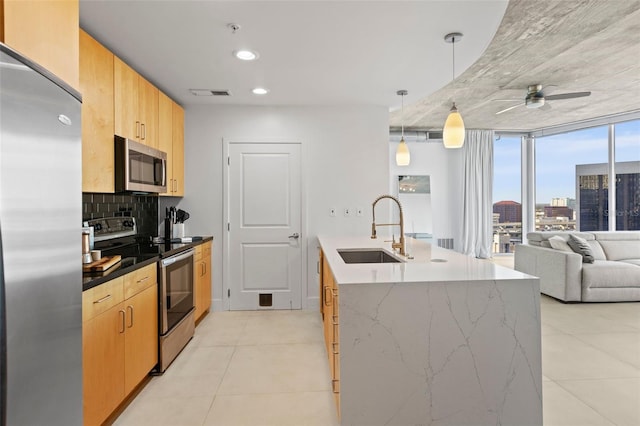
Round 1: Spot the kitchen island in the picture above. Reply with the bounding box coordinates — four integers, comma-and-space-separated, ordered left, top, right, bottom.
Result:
318, 236, 542, 426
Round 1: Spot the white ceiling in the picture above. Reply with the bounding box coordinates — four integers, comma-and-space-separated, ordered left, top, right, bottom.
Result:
79, 0, 508, 110
80, 0, 640, 132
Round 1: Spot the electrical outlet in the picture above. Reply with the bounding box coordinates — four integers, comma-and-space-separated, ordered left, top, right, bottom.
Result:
356, 207, 364, 217
330, 208, 336, 217
344, 208, 351, 217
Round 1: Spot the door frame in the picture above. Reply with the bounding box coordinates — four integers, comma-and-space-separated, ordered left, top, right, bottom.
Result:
222, 139, 307, 311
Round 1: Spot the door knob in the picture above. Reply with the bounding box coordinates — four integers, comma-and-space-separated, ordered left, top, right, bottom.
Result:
288, 233, 300, 239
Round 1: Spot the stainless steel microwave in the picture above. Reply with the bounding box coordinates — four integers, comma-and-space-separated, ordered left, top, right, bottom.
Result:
115, 136, 167, 193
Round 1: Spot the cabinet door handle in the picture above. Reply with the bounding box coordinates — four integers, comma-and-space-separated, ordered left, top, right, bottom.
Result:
323, 286, 332, 306
127, 305, 134, 328
141, 123, 146, 140
136, 121, 140, 138
93, 294, 112, 304
331, 379, 340, 394
137, 276, 150, 284
332, 315, 339, 326
173, 179, 178, 192
119, 310, 126, 333
332, 342, 339, 355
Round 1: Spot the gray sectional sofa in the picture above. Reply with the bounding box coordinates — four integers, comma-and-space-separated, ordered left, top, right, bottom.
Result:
514, 231, 640, 302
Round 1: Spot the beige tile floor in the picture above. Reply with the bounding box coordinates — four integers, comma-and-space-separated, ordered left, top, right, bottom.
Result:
115, 264, 640, 425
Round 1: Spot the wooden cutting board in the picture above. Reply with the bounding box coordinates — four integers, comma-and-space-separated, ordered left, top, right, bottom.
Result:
83, 255, 122, 272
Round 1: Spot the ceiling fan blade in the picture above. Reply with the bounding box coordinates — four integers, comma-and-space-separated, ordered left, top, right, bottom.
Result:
545, 91, 591, 101
496, 102, 525, 115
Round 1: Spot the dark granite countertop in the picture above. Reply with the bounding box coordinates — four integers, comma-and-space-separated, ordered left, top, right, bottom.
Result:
82, 236, 213, 292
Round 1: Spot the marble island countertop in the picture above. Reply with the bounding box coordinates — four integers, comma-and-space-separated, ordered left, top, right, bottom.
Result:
318, 234, 542, 425
318, 235, 536, 285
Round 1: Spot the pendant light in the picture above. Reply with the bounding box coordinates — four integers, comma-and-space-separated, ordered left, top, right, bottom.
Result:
443, 32, 465, 149
396, 89, 410, 166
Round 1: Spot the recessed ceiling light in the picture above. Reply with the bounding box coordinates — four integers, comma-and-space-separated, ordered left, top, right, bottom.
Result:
252, 87, 269, 95
234, 50, 258, 61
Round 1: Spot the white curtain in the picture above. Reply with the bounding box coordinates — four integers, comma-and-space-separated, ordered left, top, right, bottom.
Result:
461, 130, 494, 258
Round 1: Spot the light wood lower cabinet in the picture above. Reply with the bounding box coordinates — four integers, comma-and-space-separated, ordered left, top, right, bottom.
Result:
319, 250, 340, 418
82, 264, 158, 426
194, 241, 212, 322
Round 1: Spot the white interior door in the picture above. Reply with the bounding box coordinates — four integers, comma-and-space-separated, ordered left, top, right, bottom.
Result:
228, 143, 302, 310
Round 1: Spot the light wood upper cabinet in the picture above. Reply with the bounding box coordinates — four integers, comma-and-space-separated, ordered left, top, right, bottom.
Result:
1, 0, 79, 91
159, 94, 185, 197
158, 91, 174, 194
114, 57, 139, 141
80, 30, 114, 193
172, 102, 185, 196
138, 76, 159, 148
114, 57, 159, 148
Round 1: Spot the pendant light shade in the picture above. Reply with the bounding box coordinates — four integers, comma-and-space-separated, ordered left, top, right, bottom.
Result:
443, 103, 465, 149
395, 89, 410, 166
396, 138, 410, 166
443, 32, 465, 149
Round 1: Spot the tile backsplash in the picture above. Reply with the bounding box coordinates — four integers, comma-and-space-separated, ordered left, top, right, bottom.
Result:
82, 193, 158, 237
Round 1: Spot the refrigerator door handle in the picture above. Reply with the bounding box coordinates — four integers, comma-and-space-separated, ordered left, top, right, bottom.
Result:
0, 223, 7, 426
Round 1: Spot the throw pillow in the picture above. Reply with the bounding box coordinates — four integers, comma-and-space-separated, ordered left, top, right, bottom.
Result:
567, 234, 595, 263
548, 235, 573, 252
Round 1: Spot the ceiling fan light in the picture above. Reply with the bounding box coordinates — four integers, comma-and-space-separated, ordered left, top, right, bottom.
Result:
443, 104, 465, 149
396, 138, 410, 166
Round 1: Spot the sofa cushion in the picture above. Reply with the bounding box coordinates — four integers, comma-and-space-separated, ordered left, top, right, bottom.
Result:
582, 260, 640, 288
620, 259, 640, 267
597, 240, 640, 261
527, 232, 607, 260
568, 234, 595, 263
548, 235, 573, 252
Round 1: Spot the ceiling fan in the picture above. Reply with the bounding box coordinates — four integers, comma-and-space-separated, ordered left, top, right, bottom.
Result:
494, 84, 591, 115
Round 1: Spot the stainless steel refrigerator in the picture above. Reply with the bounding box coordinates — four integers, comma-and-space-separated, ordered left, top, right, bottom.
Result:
0, 43, 82, 425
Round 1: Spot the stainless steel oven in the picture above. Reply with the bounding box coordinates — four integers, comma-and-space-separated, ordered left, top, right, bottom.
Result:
158, 249, 195, 372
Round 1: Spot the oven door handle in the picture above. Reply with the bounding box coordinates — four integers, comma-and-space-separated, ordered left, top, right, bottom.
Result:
161, 249, 194, 267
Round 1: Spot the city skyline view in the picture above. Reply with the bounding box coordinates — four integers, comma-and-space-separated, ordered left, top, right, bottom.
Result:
493, 120, 639, 204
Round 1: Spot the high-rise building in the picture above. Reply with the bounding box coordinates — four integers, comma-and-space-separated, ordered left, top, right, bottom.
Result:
577, 161, 640, 231
493, 200, 522, 223
544, 206, 574, 219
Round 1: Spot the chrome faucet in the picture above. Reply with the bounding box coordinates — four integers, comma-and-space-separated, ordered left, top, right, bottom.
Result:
371, 194, 406, 256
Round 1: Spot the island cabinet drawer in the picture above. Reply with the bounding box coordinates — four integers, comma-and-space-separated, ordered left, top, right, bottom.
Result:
124, 263, 157, 299
83, 277, 125, 322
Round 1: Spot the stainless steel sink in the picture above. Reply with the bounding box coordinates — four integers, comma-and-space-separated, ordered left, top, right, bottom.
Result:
337, 249, 401, 264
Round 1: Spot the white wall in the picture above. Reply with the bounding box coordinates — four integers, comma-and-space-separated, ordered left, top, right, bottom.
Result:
176, 105, 390, 311
389, 141, 464, 250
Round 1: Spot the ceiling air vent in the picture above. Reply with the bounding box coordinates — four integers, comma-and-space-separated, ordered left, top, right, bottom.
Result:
189, 89, 232, 97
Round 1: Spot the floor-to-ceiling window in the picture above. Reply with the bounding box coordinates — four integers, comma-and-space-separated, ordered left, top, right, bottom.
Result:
492, 135, 522, 253
532, 119, 639, 232
613, 120, 640, 230
536, 126, 609, 231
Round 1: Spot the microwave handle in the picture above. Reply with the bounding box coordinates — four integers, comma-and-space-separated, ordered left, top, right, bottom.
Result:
162, 158, 167, 188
